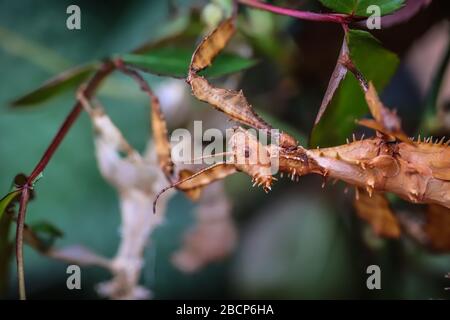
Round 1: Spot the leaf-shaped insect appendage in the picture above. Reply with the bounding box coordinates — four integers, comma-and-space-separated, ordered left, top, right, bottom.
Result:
190, 18, 236, 73
188, 75, 298, 148
358, 83, 412, 144
189, 74, 273, 131
151, 94, 174, 179
187, 17, 298, 149
353, 189, 401, 238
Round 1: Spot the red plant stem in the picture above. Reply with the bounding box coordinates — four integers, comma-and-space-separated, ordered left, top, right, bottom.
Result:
238, 0, 355, 24
16, 61, 114, 300
27, 62, 114, 183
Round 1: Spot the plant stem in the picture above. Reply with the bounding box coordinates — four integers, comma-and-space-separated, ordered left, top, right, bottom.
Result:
16, 187, 29, 300
27, 62, 114, 183
238, 0, 356, 24
16, 61, 114, 300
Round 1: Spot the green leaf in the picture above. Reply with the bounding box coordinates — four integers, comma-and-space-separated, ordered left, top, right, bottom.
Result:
318, 0, 405, 17
310, 30, 399, 147
121, 47, 258, 78
0, 210, 13, 295
11, 63, 98, 107
0, 190, 20, 220
0, 189, 20, 294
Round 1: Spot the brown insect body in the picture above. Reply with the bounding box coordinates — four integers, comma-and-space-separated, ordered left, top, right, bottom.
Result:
234, 134, 450, 210
172, 125, 450, 210
297, 138, 450, 209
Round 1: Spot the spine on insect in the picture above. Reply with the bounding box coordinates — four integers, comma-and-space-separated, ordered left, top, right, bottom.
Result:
278, 137, 450, 209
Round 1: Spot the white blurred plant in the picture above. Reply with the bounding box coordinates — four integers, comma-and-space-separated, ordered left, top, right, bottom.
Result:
49, 78, 237, 298
77, 93, 173, 299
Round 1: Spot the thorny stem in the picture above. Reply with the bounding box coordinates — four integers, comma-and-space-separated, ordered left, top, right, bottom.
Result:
238, 0, 360, 25
15, 61, 114, 300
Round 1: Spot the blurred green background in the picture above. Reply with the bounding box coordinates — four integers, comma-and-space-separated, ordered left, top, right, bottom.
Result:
0, 0, 449, 299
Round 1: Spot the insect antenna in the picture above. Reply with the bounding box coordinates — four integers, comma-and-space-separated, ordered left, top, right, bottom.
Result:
153, 163, 236, 214
187, 151, 234, 164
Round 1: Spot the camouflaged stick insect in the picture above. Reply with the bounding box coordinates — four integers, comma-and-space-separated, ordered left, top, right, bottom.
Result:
154, 17, 450, 240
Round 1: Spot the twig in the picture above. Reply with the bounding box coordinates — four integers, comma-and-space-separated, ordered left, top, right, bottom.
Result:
15, 61, 114, 300
27, 62, 114, 183
16, 187, 29, 300
238, 0, 359, 25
